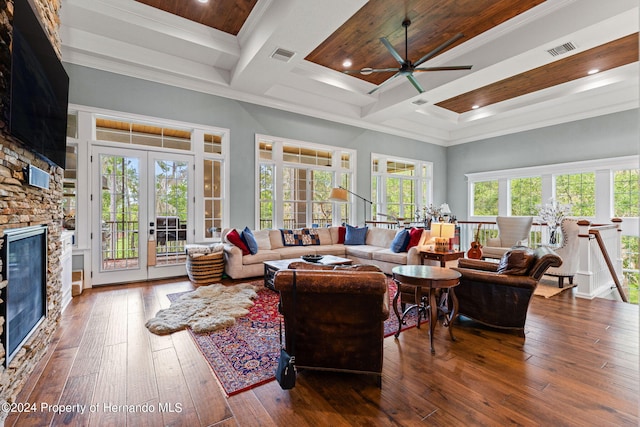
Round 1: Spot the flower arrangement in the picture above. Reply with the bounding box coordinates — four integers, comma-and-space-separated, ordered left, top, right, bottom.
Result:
537, 198, 571, 227
537, 198, 571, 244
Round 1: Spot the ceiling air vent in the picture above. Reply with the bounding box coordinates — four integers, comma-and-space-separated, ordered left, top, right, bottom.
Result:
412, 99, 428, 106
271, 48, 296, 62
546, 42, 577, 57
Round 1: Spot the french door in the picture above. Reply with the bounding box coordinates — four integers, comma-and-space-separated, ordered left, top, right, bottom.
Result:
91, 146, 194, 285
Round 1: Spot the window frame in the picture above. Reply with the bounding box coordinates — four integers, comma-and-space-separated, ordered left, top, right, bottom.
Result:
371, 153, 433, 221
256, 134, 356, 229
466, 155, 639, 227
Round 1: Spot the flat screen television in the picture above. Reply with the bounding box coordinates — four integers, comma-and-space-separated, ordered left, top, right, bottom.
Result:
9, 0, 69, 169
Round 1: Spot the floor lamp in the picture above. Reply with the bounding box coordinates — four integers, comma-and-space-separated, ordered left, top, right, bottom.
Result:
328, 186, 373, 226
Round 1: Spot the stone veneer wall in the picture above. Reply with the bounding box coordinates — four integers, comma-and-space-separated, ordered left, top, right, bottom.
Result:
0, 0, 65, 403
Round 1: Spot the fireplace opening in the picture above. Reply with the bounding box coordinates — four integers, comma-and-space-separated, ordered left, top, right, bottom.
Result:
1, 225, 47, 367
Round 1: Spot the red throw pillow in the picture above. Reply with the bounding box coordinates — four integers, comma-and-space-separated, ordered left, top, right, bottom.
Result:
226, 229, 250, 255
405, 227, 423, 250
337, 226, 346, 244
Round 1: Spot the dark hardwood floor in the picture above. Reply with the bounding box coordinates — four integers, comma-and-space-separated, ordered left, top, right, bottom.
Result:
6, 276, 639, 426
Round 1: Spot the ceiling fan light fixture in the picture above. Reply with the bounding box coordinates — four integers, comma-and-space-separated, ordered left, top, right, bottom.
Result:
346, 19, 472, 95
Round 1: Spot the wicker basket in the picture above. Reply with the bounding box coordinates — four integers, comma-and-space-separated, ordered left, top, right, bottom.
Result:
185, 251, 225, 285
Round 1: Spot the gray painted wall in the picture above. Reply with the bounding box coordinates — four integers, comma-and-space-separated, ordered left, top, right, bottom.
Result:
446, 109, 640, 220
65, 63, 447, 228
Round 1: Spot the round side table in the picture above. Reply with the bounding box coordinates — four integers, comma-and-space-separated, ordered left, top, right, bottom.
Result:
392, 265, 461, 354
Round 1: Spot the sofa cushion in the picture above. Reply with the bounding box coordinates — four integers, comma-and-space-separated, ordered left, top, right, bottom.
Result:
269, 229, 284, 249
226, 229, 250, 255
372, 248, 408, 264
497, 249, 535, 275
241, 250, 281, 265
315, 244, 347, 256
344, 225, 368, 245
281, 228, 321, 246
345, 245, 380, 260
365, 227, 397, 248
315, 227, 332, 245
253, 229, 271, 250
390, 229, 410, 253
242, 227, 258, 255
278, 246, 318, 258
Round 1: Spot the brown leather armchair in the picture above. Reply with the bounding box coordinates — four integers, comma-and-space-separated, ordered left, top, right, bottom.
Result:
451, 246, 562, 334
273, 267, 389, 386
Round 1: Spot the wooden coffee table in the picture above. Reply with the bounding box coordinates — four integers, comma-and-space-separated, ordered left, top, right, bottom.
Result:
263, 255, 352, 290
391, 265, 461, 354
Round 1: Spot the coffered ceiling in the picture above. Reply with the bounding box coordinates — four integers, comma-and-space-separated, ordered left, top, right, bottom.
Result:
60, 0, 639, 146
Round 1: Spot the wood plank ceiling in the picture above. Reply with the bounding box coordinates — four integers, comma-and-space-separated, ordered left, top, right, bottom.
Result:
134, 0, 258, 36
133, 0, 638, 115
436, 33, 640, 113
305, 0, 546, 86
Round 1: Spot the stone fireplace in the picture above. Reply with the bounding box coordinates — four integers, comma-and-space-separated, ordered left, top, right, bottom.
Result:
0, 0, 65, 404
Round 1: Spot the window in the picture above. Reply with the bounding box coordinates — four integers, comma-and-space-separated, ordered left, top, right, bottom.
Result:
510, 176, 541, 216
472, 181, 499, 216
257, 136, 355, 229
203, 158, 223, 239
372, 155, 431, 221
95, 116, 192, 151
555, 172, 595, 217
614, 169, 639, 217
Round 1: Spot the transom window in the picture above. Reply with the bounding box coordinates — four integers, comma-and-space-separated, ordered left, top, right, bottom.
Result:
95, 116, 192, 151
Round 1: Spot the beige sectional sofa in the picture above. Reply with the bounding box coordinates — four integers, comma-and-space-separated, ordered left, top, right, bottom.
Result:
221, 226, 429, 279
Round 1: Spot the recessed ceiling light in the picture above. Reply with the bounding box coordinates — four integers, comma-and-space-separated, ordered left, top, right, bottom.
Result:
197, 0, 208, 3
342, 59, 352, 68
588, 69, 600, 75
472, 105, 480, 109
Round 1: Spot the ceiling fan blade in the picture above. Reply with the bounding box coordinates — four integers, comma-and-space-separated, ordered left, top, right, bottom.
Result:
368, 72, 402, 95
380, 37, 405, 65
413, 65, 473, 72
414, 33, 465, 68
406, 74, 425, 94
343, 67, 400, 75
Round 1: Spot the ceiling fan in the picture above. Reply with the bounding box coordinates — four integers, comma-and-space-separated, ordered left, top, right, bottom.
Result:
344, 19, 472, 95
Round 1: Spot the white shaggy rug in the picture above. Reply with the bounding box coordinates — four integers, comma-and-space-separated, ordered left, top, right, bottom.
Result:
146, 283, 260, 335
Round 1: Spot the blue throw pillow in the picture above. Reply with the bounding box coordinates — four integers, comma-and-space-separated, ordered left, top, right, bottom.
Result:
390, 229, 410, 253
344, 224, 368, 245
242, 226, 258, 255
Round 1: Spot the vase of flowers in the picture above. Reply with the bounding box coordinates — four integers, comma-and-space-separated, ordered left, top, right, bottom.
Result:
537, 198, 571, 245
421, 204, 442, 230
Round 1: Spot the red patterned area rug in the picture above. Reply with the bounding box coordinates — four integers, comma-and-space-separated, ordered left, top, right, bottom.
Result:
169, 278, 418, 396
